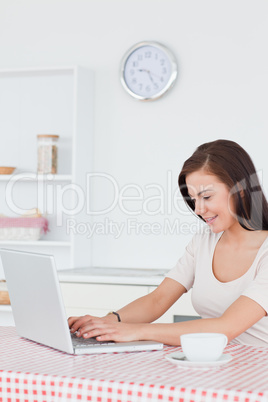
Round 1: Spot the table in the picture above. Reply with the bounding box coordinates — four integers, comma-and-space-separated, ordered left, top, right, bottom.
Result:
0, 327, 268, 402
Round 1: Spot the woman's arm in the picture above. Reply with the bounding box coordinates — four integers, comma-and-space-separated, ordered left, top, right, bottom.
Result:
70, 294, 266, 345
138, 295, 266, 345
116, 277, 187, 323
68, 277, 187, 333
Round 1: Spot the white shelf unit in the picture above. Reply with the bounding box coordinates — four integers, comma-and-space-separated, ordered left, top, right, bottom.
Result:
0, 240, 71, 247
0, 66, 94, 272
0, 174, 72, 182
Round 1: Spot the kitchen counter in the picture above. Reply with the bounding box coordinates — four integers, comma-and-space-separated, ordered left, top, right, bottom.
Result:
58, 267, 168, 286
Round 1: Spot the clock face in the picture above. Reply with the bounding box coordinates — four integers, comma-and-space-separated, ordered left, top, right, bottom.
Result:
121, 42, 177, 101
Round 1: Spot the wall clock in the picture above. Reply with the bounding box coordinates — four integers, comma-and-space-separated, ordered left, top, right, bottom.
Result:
120, 41, 177, 101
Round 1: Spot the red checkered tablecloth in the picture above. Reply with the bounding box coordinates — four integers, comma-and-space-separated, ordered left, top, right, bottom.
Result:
0, 326, 268, 402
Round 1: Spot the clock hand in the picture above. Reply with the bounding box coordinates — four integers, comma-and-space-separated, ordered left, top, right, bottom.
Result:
138, 68, 150, 73
148, 72, 154, 83
149, 71, 161, 80
138, 69, 155, 83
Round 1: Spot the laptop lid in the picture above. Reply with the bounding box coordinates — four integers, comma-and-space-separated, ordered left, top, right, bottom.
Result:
0, 249, 163, 354
1, 248, 75, 354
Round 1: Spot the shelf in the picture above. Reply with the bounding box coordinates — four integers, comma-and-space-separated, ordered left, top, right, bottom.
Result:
0, 66, 76, 76
0, 305, 11, 312
0, 174, 72, 182
0, 240, 71, 247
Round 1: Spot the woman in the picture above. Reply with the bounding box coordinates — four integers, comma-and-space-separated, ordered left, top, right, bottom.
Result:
68, 139, 268, 346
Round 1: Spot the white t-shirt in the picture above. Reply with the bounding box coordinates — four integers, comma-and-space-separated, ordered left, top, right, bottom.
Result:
166, 230, 268, 347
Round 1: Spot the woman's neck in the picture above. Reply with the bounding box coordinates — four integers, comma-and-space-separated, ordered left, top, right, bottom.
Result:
221, 223, 267, 248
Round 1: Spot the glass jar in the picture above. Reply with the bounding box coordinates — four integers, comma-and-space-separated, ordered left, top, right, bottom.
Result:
37, 134, 59, 174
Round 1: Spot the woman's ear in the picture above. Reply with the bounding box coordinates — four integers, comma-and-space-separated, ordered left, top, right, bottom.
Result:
236, 179, 246, 198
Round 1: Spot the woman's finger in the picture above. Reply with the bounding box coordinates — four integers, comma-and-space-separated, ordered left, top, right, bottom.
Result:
69, 315, 96, 333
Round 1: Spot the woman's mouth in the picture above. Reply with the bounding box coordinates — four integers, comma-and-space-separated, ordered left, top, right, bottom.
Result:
204, 215, 218, 225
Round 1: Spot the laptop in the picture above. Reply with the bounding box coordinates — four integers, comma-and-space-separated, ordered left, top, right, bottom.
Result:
0, 249, 163, 354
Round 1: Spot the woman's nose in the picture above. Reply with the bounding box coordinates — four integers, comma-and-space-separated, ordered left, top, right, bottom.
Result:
194, 199, 206, 216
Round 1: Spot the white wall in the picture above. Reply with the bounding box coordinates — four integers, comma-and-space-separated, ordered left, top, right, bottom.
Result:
0, 0, 267, 269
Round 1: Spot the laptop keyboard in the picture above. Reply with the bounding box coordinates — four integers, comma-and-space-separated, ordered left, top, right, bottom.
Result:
71, 333, 115, 347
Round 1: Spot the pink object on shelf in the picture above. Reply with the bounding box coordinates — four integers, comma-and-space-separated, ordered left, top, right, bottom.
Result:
0, 217, 48, 232
0, 217, 49, 240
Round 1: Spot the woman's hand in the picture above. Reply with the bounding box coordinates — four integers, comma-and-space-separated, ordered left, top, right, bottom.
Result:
68, 314, 145, 342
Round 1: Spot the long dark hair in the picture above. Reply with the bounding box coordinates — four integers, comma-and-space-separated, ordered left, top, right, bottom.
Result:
178, 139, 268, 231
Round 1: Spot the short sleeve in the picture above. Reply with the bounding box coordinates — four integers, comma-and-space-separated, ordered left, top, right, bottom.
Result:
166, 235, 197, 291
242, 250, 268, 314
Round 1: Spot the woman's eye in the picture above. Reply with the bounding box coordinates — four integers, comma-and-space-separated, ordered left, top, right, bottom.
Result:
203, 196, 211, 200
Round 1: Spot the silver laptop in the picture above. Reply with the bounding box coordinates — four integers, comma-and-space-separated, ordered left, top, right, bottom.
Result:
0, 249, 163, 354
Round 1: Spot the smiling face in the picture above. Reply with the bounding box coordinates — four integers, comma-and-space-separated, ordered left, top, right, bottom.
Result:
185, 169, 239, 233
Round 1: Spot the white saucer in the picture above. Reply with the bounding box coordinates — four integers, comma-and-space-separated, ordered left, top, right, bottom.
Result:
165, 352, 232, 368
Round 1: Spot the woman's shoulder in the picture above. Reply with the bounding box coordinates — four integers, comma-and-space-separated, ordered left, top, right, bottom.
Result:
258, 233, 268, 259
261, 233, 268, 249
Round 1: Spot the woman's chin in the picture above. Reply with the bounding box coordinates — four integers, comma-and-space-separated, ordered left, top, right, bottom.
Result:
207, 224, 222, 234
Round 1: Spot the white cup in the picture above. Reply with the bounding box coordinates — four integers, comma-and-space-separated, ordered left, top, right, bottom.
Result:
180, 333, 228, 362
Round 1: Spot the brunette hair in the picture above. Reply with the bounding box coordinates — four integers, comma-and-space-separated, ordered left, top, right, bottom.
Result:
178, 139, 268, 231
